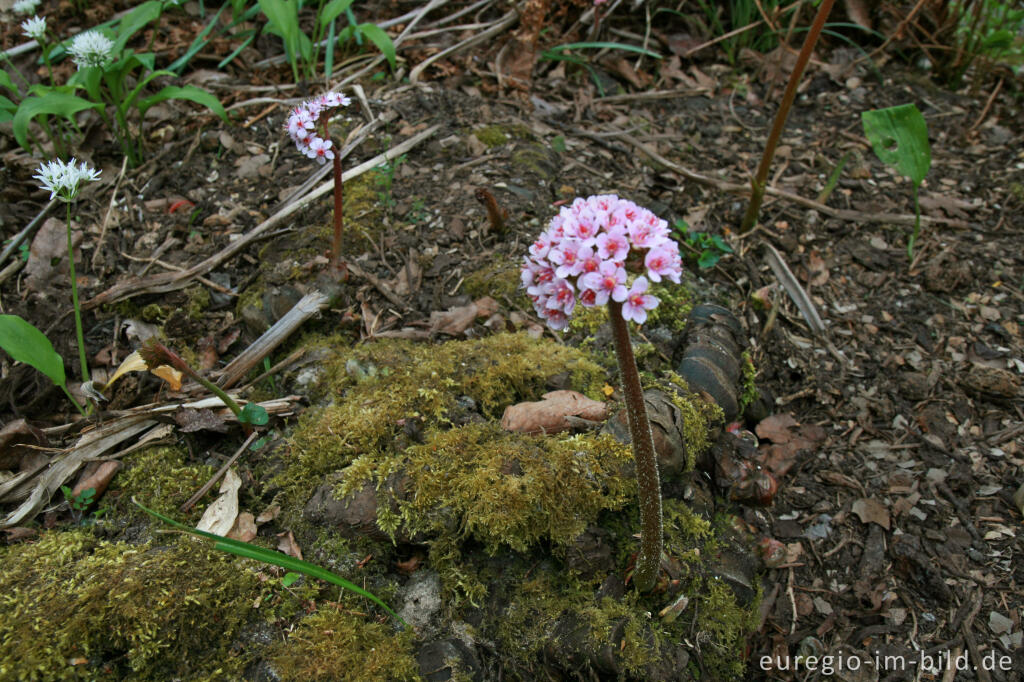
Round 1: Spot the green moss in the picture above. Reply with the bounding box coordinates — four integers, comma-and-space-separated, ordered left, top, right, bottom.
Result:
265, 609, 421, 681
185, 285, 211, 318
111, 446, 216, 524
692, 577, 760, 679
644, 280, 693, 332
738, 350, 758, 414
278, 333, 607, 509
472, 125, 510, 148
658, 371, 725, 468
141, 303, 165, 322
0, 531, 267, 680
462, 255, 522, 301
393, 423, 634, 553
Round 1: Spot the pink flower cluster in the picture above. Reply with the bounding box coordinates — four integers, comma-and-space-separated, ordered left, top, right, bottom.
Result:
285, 91, 351, 164
522, 195, 682, 330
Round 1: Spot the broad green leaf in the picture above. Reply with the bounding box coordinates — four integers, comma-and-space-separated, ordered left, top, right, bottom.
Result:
13, 92, 102, 150
133, 498, 406, 626
861, 103, 931, 186
137, 85, 229, 123
0, 315, 66, 388
258, 0, 302, 74
0, 95, 16, 121
320, 0, 354, 27
239, 402, 269, 426
0, 69, 19, 96
281, 572, 301, 587
356, 23, 396, 70
113, 1, 163, 53
697, 250, 721, 269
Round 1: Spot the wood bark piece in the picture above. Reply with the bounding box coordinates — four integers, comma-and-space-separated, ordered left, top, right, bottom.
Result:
84, 125, 441, 309
216, 290, 330, 389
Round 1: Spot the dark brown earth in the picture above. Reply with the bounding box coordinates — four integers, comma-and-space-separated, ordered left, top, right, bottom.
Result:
1, 0, 1023, 680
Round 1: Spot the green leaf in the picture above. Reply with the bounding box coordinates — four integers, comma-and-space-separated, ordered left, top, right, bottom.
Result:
0, 69, 19, 97
355, 23, 396, 70
697, 250, 721, 269
281, 572, 301, 587
320, 0, 354, 27
132, 498, 406, 626
0, 96, 16, 122
238, 403, 269, 426
258, 0, 302, 76
136, 85, 229, 123
861, 103, 931, 186
113, 1, 163, 53
13, 92, 103, 150
0, 315, 67, 389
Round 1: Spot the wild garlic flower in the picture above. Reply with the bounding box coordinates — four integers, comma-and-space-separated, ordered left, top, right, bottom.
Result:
285, 91, 351, 164
20, 15, 46, 41
68, 31, 114, 69
522, 195, 682, 329
12, 0, 40, 14
33, 158, 101, 202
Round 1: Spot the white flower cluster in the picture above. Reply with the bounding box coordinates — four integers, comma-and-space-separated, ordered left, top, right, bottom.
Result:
285, 91, 350, 164
12, 0, 40, 14
68, 31, 114, 69
33, 158, 101, 202
20, 15, 46, 41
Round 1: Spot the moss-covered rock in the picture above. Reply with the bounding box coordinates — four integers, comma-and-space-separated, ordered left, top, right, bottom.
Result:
0, 531, 267, 680
264, 609, 421, 681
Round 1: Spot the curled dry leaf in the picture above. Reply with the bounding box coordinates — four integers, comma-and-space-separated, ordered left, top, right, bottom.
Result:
276, 530, 303, 560
196, 467, 241, 536
501, 390, 608, 435
851, 497, 891, 530
0, 419, 48, 471
26, 218, 78, 293
71, 461, 121, 502
429, 297, 500, 336
227, 512, 257, 542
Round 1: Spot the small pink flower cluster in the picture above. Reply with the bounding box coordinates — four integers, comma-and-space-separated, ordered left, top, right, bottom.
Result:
285, 91, 351, 164
522, 194, 682, 330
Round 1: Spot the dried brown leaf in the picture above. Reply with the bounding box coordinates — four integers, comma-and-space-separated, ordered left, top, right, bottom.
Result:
276, 530, 303, 560
227, 512, 257, 542
501, 390, 608, 435
851, 497, 890, 530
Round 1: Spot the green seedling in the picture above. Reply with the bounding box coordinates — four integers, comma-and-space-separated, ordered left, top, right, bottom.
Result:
133, 498, 406, 627
61, 485, 96, 524
861, 103, 931, 259
257, 0, 396, 81
673, 220, 734, 269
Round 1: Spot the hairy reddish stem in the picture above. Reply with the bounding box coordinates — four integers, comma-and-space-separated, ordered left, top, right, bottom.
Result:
608, 301, 662, 593
321, 119, 347, 280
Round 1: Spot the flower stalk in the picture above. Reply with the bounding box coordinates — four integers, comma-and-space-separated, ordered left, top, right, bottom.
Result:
286, 91, 351, 279
608, 300, 662, 592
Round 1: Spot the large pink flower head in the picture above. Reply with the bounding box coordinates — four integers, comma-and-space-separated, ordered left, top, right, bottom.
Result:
521, 195, 682, 329
285, 90, 351, 164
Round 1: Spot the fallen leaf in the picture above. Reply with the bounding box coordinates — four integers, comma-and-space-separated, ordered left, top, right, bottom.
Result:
196, 468, 242, 536
174, 408, 229, 434
227, 512, 257, 542
0, 419, 48, 471
71, 461, 120, 502
501, 390, 608, 435
755, 414, 800, 443
851, 497, 891, 530
276, 530, 303, 560
429, 297, 500, 336
2, 527, 37, 542
255, 504, 281, 524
